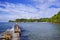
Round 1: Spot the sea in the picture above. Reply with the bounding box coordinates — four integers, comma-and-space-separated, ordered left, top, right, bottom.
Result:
0, 22, 60, 40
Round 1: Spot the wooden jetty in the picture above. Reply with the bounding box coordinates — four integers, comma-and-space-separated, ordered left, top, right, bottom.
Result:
0, 23, 21, 40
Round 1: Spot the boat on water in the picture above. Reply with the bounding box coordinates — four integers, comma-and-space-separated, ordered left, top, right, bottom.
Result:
0, 23, 21, 40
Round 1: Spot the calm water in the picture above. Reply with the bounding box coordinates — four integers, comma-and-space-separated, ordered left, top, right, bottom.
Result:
0, 22, 60, 40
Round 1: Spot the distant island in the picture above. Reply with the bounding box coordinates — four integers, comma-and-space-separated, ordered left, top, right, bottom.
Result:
9, 11, 60, 23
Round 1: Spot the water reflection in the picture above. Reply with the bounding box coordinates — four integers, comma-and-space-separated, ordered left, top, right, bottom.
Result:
20, 27, 29, 40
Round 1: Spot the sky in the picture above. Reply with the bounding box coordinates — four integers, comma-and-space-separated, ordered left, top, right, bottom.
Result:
0, 0, 60, 22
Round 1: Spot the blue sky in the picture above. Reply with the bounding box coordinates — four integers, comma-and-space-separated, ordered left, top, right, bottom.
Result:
0, 0, 60, 22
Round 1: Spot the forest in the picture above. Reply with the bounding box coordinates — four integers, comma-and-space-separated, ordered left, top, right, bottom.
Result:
9, 11, 60, 23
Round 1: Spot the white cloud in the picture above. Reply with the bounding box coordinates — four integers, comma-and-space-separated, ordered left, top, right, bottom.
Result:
0, 0, 60, 22
0, 2, 40, 21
